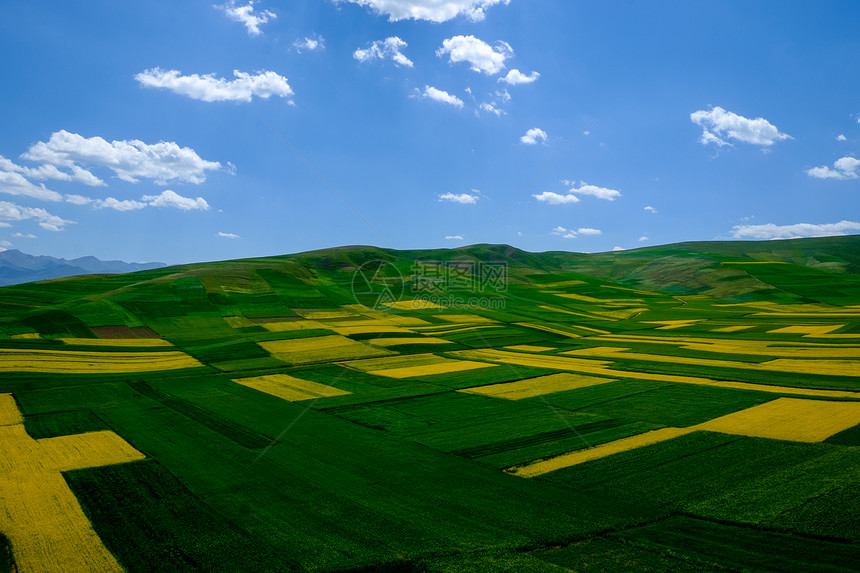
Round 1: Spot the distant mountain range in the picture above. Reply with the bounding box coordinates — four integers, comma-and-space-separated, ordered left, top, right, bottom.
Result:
0, 249, 165, 286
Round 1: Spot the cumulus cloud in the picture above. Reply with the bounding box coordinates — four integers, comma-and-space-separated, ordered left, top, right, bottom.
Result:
439, 191, 479, 204
551, 226, 601, 239
498, 69, 540, 85
24, 130, 221, 185
353, 37, 413, 67
294, 35, 325, 53
0, 155, 103, 187
218, 1, 275, 36
12, 232, 36, 239
437, 35, 512, 75
217, 232, 240, 239
0, 169, 63, 202
417, 86, 464, 108
136, 68, 293, 103
612, 246, 625, 251
0, 201, 73, 231
143, 190, 210, 211
533, 192, 579, 205
520, 128, 547, 145
96, 197, 148, 211
690, 106, 791, 147
731, 220, 860, 240
567, 182, 622, 201
334, 0, 509, 22
64, 194, 94, 205
445, 235, 464, 240
837, 134, 847, 142
806, 156, 859, 180
644, 205, 657, 213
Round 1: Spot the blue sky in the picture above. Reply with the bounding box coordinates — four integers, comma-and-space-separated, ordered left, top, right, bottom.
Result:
1, 1, 858, 265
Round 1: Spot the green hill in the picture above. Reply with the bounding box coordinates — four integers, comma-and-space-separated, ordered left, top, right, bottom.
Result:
1, 236, 859, 572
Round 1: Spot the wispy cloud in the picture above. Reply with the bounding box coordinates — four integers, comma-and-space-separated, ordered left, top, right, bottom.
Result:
417, 86, 464, 108
552, 226, 601, 239
217, 1, 275, 36
444, 234, 464, 240
0, 200, 73, 231
691, 106, 791, 147
294, 34, 325, 53
96, 190, 210, 212
334, 0, 509, 23
136, 68, 293, 103
217, 232, 240, 239
354, 37, 413, 67
731, 220, 860, 240
644, 205, 657, 213
439, 191, 479, 204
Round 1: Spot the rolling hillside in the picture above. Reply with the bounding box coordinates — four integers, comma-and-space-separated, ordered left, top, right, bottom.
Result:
1, 236, 859, 572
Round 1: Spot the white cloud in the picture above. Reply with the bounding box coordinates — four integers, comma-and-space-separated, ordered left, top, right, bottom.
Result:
837, 134, 847, 142
0, 240, 11, 248
551, 226, 578, 239
498, 69, 540, 85
0, 168, 63, 202
65, 194, 94, 205
439, 191, 478, 204
334, 0, 509, 22
639, 236, 648, 242
612, 246, 625, 251
690, 106, 791, 147
445, 235, 464, 240
95, 190, 209, 212
806, 156, 859, 180
24, 130, 221, 185
143, 190, 210, 211
136, 68, 293, 103
0, 201, 73, 231
437, 35, 512, 75
521, 128, 547, 145
294, 35, 325, 53
218, 1, 275, 36
217, 232, 240, 239
418, 86, 464, 109
353, 37, 413, 67
0, 155, 104, 187
560, 180, 622, 201
577, 227, 602, 235
96, 197, 147, 211
12, 232, 36, 239
731, 220, 860, 240
533, 191, 579, 205
644, 205, 657, 213
478, 102, 505, 117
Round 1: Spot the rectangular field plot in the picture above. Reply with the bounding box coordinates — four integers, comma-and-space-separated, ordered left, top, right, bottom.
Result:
258, 335, 393, 365
345, 353, 498, 379
232, 374, 351, 402
0, 348, 202, 374
697, 397, 860, 442
459, 372, 614, 400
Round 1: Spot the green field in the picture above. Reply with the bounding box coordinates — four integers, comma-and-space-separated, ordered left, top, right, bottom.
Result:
2, 237, 860, 571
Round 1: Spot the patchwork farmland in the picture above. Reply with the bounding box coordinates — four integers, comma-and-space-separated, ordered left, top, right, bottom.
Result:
1, 236, 860, 571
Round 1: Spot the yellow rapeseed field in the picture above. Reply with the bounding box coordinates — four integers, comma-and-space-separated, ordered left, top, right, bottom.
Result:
451, 349, 860, 399
514, 322, 583, 339
0, 393, 145, 573
346, 353, 497, 378
696, 398, 860, 442
509, 427, 694, 477
294, 310, 356, 320
367, 337, 452, 346
642, 320, 703, 330
384, 299, 447, 310
460, 372, 613, 400
10, 332, 40, 339
60, 337, 173, 348
261, 320, 329, 332
0, 348, 202, 373
593, 333, 860, 358
436, 314, 498, 323
259, 335, 393, 364
232, 374, 350, 402
711, 325, 755, 332
503, 345, 556, 352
